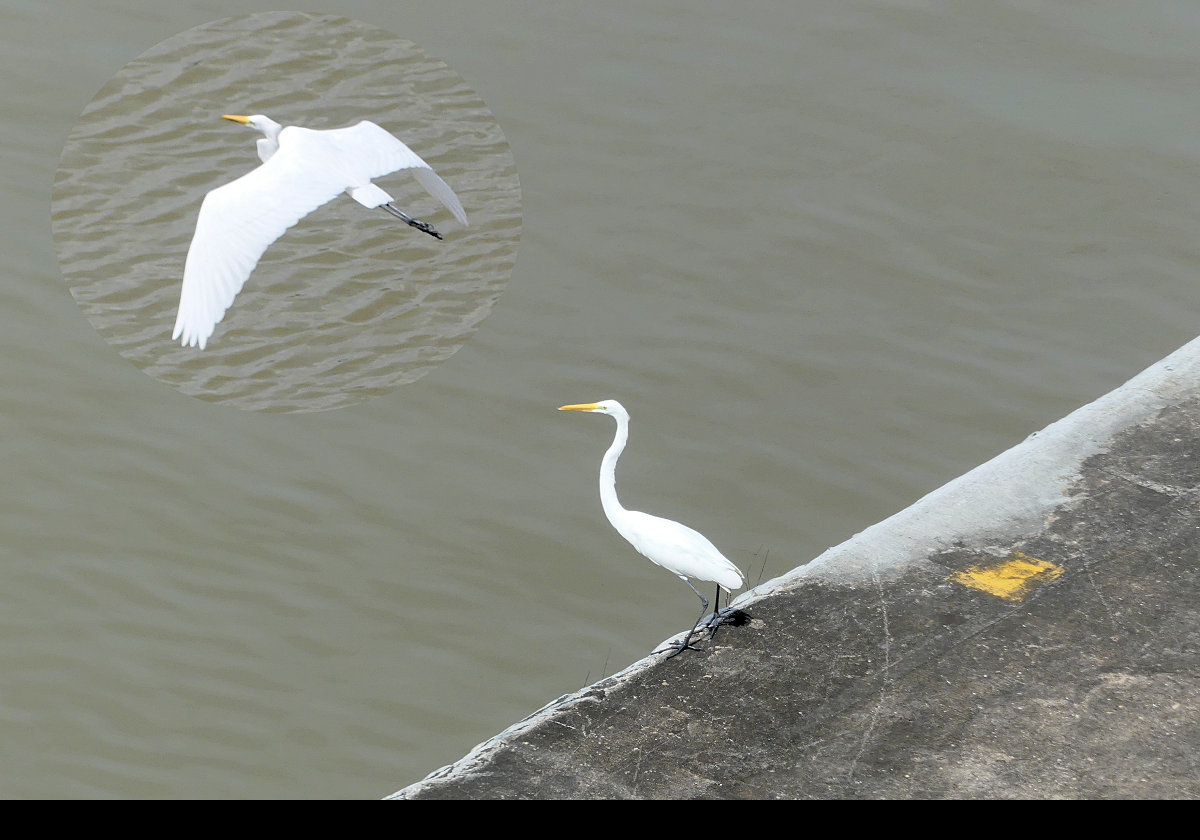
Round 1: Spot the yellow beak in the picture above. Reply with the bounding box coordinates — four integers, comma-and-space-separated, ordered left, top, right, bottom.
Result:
221, 114, 251, 124
558, 402, 601, 412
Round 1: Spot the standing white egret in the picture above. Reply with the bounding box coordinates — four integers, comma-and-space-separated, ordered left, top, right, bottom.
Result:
559, 400, 747, 657
172, 114, 469, 350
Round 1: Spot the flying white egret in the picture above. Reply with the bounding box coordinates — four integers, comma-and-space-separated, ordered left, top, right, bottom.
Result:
559, 400, 747, 658
172, 114, 469, 350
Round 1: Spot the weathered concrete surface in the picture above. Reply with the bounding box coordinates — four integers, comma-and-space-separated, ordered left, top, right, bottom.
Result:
389, 338, 1200, 799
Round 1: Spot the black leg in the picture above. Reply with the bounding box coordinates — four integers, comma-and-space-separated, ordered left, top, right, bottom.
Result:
380, 204, 444, 240
655, 579, 709, 659
654, 579, 750, 658
703, 584, 752, 640
705, 585, 728, 640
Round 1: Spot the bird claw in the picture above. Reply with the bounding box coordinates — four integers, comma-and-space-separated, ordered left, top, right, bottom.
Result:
703, 607, 750, 633
406, 216, 443, 240
655, 608, 751, 659
380, 203, 444, 240
655, 638, 705, 659
699, 607, 751, 645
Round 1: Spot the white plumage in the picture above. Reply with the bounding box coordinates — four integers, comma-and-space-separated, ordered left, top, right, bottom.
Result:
173, 114, 468, 349
559, 399, 746, 656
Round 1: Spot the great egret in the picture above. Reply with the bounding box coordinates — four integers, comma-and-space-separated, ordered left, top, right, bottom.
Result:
559, 400, 747, 657
172, 114, 469, 350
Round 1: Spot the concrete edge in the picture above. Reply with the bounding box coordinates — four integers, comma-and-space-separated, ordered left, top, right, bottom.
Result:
386, 334, 1200, 799
752, 334, 1200, 592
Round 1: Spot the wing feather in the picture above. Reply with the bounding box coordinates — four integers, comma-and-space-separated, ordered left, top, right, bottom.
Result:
173, 121, 467, 349
324, 121, 468, 225
173, 145, 348, 349
622, 510, 745, 592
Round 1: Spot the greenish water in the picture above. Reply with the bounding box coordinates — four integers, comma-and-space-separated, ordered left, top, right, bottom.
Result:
3, 1, 1199, 798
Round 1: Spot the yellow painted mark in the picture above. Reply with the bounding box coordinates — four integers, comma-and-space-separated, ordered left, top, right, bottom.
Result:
949, 552, 1064, 602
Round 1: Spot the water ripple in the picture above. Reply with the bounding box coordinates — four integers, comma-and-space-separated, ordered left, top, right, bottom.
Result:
53, 12, 521, 412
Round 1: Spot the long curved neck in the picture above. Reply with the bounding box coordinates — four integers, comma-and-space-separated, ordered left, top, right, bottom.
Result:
255, 119, 283, 163
599, 413, 630, 522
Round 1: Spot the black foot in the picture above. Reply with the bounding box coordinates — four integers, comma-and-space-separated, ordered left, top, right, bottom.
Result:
655, 637, 704, 659
703, 607, 751, 641
381, 204, 444, 240
406, 216, 443, 240
704, 607, 750, 630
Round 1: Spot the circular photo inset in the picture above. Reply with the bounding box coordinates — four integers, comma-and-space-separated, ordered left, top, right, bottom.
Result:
52, 11, 521, 412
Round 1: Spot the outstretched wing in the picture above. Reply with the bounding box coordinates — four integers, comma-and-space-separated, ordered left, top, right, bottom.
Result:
173, 122, 467, 349
172, 137, 350, 349
324, 121, 468, 227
